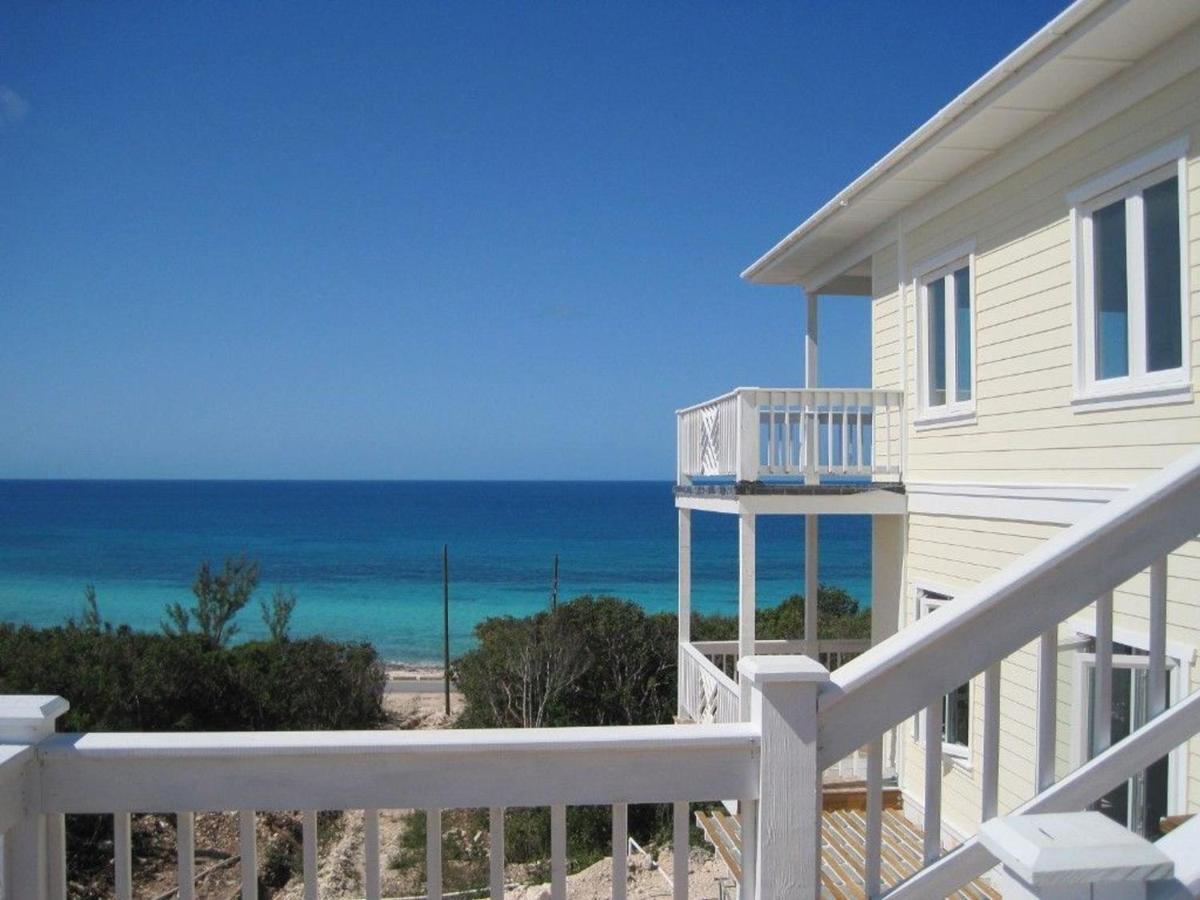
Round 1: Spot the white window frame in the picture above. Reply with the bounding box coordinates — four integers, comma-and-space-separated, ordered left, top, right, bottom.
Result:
913, 586, 972, 764
1066, 618, 1192, 820
1069, 137, 1192, 411
913, 240, 977, 427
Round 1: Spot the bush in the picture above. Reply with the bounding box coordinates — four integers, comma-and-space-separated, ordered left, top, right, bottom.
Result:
0, 622, 387, 732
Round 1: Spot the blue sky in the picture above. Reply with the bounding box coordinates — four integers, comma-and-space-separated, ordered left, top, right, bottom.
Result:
1, 1, 1066, 479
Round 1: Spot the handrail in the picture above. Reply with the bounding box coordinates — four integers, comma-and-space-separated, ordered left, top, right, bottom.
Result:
37, 723, 759, 814
680, 641, 739, 696
817, 445, 1200, 767
692, 639, 870, 655
885, 686, 1200, 899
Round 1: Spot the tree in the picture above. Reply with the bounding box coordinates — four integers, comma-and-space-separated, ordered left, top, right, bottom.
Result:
79, 583, 104, 633
260, 588, 297, 643
163, 554, 260, 647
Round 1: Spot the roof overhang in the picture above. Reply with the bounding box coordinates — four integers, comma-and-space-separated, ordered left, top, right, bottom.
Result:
743, 0, 1200, 290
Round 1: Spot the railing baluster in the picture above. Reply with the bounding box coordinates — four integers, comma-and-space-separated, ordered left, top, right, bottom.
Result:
177, 811, 195, 900
825, 391, 833, 473
303, 809, 318, 900
1149, 557, 1168, 719
865, 737, 883, 896
47, 812, 67, 900
982, 663, 1000, 820
740, 797, 757, 900
783, 392, 793, 472
1036, 630, 1058, 792
1094, 592, 1114, 755
673, 801, 688, 899
114, 812, 133, 900
884, 399, 892, 474
490, 807, 505, 900
923, 700, 942, 864
364, 808, 381, 900
840, 395, 848, 473
612, 803, 628, 900
550, 804, 567, 900
240, 809, 258, 900
855, 394, 864, 472
426, 807, 442, 900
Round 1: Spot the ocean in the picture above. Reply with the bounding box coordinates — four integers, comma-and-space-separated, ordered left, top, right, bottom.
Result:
0, 480, 872, 662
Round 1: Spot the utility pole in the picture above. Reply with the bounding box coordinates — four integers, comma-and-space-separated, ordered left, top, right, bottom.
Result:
443, 543, 451, 717
550, 553, 559, 611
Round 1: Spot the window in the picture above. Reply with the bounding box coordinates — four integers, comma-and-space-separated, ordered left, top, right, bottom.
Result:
916, 245, 975, 424
1071, 139, 1190, 407
916, 589, 971, 759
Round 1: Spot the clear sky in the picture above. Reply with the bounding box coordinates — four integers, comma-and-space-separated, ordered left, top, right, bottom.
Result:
1, 1, 1066, 479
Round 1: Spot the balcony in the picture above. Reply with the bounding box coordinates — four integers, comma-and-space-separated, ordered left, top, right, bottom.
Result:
676, 388, 903, 492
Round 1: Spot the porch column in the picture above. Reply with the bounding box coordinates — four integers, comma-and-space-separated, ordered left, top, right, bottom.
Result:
804, 288, 820, 655
738, 510, 756, 718
805, 289, 819, 388
871, 516, 903, 645
676, 508, 692, 719
804, 518, 819, 658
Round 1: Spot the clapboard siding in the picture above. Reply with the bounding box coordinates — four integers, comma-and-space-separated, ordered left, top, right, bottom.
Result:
872, 67, 1200, 485
903, 512, 1200, 838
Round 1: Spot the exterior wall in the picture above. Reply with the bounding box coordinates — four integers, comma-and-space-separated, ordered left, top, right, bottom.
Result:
898, 512, 1200, 840
875, 65, 1200, 487
866, 57, 1200, 837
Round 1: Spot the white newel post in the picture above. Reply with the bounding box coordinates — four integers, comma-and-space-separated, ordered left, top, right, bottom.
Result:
0, 696, 69, 900
736, 390, 759, 483
739, 656, 829, 899
738, 513, 757, 717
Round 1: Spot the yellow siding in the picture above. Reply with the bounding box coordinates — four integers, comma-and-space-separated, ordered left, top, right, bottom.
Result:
872, 67, 1200, 486
901, 514, 1200, 837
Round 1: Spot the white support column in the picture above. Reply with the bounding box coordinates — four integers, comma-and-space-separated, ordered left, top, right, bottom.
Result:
739, 655, 830, 900
0, 695, 69, 900
871, 516, 904, 646
805, 290, 819, 389
677, 507, 692, 719
1094, 592, 1114, 756
1036, 629, 1058, 792
738, 512, 757, 718
1148, 557, 1168, 720
804, 516, 819, 658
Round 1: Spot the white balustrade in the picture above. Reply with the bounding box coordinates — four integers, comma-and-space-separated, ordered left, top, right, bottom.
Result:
677, 387, 904, 485
0, 717, 759, 900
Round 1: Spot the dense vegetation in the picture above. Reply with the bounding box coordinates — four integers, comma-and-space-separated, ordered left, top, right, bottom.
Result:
442, 588, 870, 885
0, 560, 386, 896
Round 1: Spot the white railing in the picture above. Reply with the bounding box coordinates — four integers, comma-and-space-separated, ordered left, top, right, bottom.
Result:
676, 387, 904, 486
814, 446, 1200, 898
0, 714, 759, 900
679, 640, 740, 725
692, 638, 870, 679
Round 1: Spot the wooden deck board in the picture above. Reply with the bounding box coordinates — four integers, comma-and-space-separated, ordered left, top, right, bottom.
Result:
696, 802, 999, 898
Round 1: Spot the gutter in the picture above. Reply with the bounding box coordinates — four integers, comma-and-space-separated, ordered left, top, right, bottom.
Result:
740, 0, 1116, 285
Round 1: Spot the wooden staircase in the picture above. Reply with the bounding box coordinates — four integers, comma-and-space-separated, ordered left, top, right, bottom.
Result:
696, 791, 1001, 900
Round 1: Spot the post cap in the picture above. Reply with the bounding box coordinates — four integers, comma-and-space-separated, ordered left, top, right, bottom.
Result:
979, 812, 1173, 887
738, 655, 830, 684
0, 695, 70, 743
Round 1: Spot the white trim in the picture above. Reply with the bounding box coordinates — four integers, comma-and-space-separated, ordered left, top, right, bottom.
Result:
1070, 139, 1192, 407
1065, 137, 1190, 207
914, 244, 977, 425
1066, 620, 1191, 823
906, 481, 1123, 525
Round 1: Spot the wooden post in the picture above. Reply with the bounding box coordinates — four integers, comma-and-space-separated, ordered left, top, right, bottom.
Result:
738, 512, 756, 718
740, 656, 829, 900
804, 516, 819, 658
443, 544, 451, 718
0, 695, 69, 900
678, 508, 692, 720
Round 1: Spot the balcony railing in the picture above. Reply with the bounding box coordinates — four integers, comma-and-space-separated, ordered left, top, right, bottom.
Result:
676, 387, 903, 486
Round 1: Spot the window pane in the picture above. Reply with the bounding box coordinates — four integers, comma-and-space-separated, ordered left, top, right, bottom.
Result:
1144, 176, 1181, 372
943, 682, 970, 747
1093, 199, 1129, 380
954, 266, 971, 401
927, 278, 946, 406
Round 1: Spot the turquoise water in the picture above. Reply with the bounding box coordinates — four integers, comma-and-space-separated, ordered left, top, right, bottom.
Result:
0, 481, 871, 661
